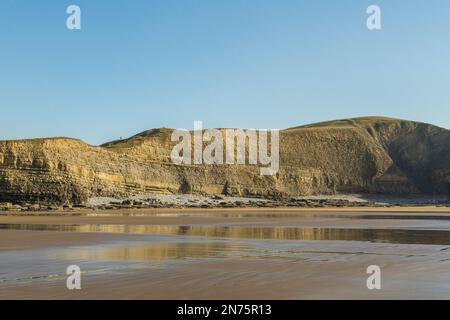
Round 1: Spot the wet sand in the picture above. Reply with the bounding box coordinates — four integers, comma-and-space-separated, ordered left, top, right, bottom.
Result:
1, 206, 449, 225
1, 208, 450, 299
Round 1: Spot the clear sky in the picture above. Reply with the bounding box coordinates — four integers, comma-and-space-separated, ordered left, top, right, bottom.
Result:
1, 0, 449, 145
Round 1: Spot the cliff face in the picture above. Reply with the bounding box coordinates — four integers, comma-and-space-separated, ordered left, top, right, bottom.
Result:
0, 117, 448, 204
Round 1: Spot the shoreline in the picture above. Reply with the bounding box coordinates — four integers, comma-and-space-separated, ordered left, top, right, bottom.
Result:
0, 205, 449, 218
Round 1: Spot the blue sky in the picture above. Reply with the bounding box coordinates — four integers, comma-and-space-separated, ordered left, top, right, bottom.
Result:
0, 0, 449, 145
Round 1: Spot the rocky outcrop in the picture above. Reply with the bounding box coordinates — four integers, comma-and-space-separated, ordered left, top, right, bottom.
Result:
0, 117, 448, 204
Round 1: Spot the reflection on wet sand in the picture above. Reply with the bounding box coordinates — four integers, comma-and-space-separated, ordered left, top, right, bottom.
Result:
2, 223, 450, 245
55, 242, 248, 261
2, 210, 450, 299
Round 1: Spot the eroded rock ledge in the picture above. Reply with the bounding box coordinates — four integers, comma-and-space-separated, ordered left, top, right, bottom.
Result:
0, 194, 449, 213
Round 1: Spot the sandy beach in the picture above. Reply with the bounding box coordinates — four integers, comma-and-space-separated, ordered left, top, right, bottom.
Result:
1, 207, 450, 299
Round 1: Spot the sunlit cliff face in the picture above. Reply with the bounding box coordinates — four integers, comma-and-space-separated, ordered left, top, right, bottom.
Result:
0, 117, 448, 204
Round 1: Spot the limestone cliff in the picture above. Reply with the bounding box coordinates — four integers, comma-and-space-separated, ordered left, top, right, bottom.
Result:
0, 117, 448, 204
